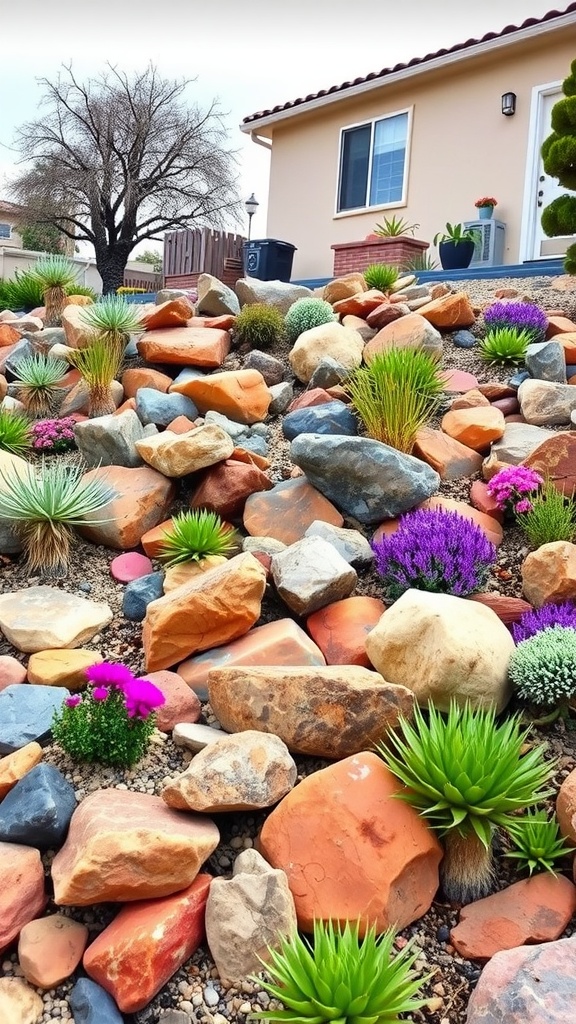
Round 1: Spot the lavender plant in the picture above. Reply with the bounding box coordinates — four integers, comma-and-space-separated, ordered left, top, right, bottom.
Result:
483, 301, 548, 343
508, 625, 576, 707
486, 465, 543, 516
372, 508, 497, 601
513, 601, 576, 643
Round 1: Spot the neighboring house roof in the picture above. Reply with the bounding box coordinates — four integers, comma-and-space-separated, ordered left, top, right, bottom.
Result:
0, 200, 25, 217
242, 2, 576, 129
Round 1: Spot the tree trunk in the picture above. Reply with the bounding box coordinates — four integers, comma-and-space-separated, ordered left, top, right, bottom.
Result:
95, 245, 132, 295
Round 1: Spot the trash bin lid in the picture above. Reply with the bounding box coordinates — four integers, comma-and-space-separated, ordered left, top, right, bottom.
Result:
245, 238, 297, 250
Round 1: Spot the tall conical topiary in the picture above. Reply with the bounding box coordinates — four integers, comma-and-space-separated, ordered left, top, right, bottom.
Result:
541, 58, 576, 274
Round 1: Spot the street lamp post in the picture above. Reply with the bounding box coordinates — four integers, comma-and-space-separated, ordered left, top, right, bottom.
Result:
245, 193, 259, 242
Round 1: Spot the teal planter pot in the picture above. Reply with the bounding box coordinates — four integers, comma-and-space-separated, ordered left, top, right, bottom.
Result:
478, 206, 494, 220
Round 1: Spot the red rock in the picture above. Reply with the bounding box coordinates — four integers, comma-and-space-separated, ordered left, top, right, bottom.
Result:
110, 552, 153, 583
141, 669, 201, 732
230, 446, 270, 470
113, 397, 137, 416
470, 480, 504, 522
121, 368, 173, 397
138, 326, 230, 368
0, 743, 43, 800
546, 314, 576, 337
141, 297, 194, 330
78, 466, 176, 551
0, 842, 46, 954
332, 289, 388, 318
556, 766, 576, 844
466, 594, 533, 626
201, 314, 236, 331
413, 427, 483, 480
465, 936, 576, 1023
492, 396, 520, 416
287, 388, 334, 411
244, 478, 343, 545
83, 874, 211, 1012
257, 752, 441, 933
18, 914, 88, 988
189, 458, 273, 520
441, 369, 479, 392
450, 874, 576, 960
165, 414, 198, 434
523, 432, 576, 497
170, 368, 270, 424
441, 406, 505, 452
0, 324, 20, 346
556, 333, 576, 362
0, 655, 27, 691
365, 302, 406, 329
477, 383, 520, 401
306, 597, 386, 667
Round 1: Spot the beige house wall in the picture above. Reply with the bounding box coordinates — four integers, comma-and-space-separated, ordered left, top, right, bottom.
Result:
263, 31, 576, 280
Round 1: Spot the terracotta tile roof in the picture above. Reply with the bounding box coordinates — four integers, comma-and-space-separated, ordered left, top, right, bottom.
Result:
0, 199, 25, 215
243, 2, 576, 126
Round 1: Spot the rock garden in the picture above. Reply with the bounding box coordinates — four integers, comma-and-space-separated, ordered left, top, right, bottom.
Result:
1, 255, 576, 1024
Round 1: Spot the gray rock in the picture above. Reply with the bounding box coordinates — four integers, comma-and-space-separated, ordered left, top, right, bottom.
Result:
69, 977, 124, 1024
518, 378, 576, 425
233, 434, 268, 458
508, 369, 531, 388
235, 278, 313, 315
172, 722, 226, 752
197, 273, 240, 316
74, 409, 147, 468
135, 387, 198, 427
0, 762, 76, 850
489, 421, 559, 464
243, 349, 287, 386
25, 327, 66, 349
291, 433, 440, 524
525, 340, 566, 383
4, 340, 36, 378
250, 422, 271, 438
170, 366, 207, 388
282, 400, 358, 441
156, 288, 189, 305
268, 381, 293, 415
271, 535, 357, 615
304, 520, 374, 568
0, 684, 69, 754
122, 571, 165, 621
204, 409, 247, 439
395, 284, 431, 301
309, 356, 352, 389
0, 520, 22, 555
453, 330, 476, 349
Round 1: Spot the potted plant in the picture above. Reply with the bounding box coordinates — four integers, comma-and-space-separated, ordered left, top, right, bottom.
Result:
433, 223, 480, 271
474, 196, 498, 220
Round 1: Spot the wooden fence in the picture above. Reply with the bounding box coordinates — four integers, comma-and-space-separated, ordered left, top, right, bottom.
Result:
123, 270, 162, 291
163, 227, 245, 291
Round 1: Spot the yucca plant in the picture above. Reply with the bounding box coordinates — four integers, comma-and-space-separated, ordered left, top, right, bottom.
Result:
479, 327, 533, 366
156, 509, 238, 568
29, 255, 79, 326
67, 338, 123, 418
0, 459, 114, 576
79, 295, 143, 353
373, 216, 420, 237
505, 809, 575, 876
362, 263, 399, 293
250, 920, 429, 1024
234, 303, 284, 350
508, 625, 576, 708
376, 702, 555, 904
12, 354, 68, 418
0, 408, 31, 455
515, 478, 576, 547
345, 347, 444, 453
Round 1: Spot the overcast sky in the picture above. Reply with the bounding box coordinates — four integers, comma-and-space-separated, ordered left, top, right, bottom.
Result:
0, 0, 565, 251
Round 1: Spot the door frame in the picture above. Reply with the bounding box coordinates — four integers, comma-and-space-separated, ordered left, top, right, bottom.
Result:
518, 79, 562, 263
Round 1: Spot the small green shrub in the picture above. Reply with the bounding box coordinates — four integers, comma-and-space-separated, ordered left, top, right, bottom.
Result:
12, 354, 68, 418
505, 809, 575, 876
79, 295, 143, 351
67, 338, 124, 418
66, 283, 97, 300
157, 509, 238, 567
250, 919, 428, 1024
284, 298, 336, 342
234, 303, 284, 350
402, 252, 439, 272
515, 478, 576, 547
362, 263, 399, 292
479, 327, 533, 365
345, 347, 444, 453
1, 270, 44, 312
373, 216, 420, 237
0, 409, 31, 456
508, 625, 576, 707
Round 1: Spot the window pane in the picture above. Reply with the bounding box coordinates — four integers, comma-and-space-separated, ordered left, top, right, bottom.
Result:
369, 112, 408, 207
0, 223, 10, 238
338, 125, 371, 211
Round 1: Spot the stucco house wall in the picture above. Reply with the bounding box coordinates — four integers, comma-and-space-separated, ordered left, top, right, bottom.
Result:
0, 202, 24, 249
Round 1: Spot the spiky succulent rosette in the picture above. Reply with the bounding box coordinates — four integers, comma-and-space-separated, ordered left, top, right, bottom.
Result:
505, 809, 576, 876
157, 509, 238, 567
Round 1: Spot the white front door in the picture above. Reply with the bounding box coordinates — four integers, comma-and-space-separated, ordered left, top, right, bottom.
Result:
521, 82, 571, 262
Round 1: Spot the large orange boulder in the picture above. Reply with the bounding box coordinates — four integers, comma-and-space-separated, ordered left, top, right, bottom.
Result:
332, 289, 388, 317
83, 874, 211, 1012
137, 326, 230, 368
141, 297, 194, 330
78, 465, 176, 550
417, 291, 476, 329
189, 457, 273, 520
243, 477, 343, 545
170, 368, 270, 424
257, 752, 441, 932
306, 596, 386, 667
441, 406, 505, 452
523, 432, 576, 497
0, 842, 46, 954
546, 314, 576, 337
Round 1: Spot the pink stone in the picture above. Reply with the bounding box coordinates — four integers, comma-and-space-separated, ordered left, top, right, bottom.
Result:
140, 670, 201, 732
0, 655, 27, 691
466, 937, 576, 1024
440, 369, 479, 392
306, 597, 386, 667
0, 842, 46, 954
110, 551, 154, 583
18, 914, 89, 988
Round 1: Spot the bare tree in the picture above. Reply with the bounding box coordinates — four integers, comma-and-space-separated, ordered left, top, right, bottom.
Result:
10, 64, 241, 293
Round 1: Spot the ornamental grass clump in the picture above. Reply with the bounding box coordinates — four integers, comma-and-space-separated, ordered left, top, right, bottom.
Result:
479, 327, 534, 366
372, 508, 496, 601
233, 303, 285, 350
79, 295, 143, 353
486, 465, 543, 516
29, 255, 79, 326
512, 601, 576, 643
284, 298, 336, 342
376, 702, 555, 904
52, 661, 165, 768
0, 458, 113, 576
483, 300, 548, 343
515, 478, 576, 547
508, 625, 576, 707
157, 509, 238, 567
362, 263, 399, 292
345, 347, 444, 453
67, 338, 124, 417
12, 353, 68, 418
31, 417, 76, 454
505, 810, 575, 876
250, 919, 428, 1024
0, 408, 31, 455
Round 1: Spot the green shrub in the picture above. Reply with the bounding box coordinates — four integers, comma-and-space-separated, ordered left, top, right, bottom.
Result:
508, 625, 576, 707
362, 263, 399, 292
515, 478, 576, 547
250, 919, 428, 1024
284, 298, 336, 342
402, 252, 439, 272
157, 509, 238, 567
66, 283, 97, 301
0, 409, 31, 456
345, 347, 444, 453
67, 338, 124, 418
479, 327, 533, 365
79, 295, 143, 351
1, 270, 44, 312
505, 809, 575, 876
12, 354, 68, 418
376, 701, 554, 904
373, 216, 419, 237
233, 303, 284, 350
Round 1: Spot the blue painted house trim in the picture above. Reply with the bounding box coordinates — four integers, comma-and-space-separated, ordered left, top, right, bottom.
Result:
292, 259, 565, 290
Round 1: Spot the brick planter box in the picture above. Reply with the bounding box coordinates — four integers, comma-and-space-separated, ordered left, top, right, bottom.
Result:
331, 236, 430, 277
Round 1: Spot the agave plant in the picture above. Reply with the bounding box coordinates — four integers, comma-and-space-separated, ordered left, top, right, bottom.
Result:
0, 408, 31, 455
79, 295, 143, 353
0, 459, 114, 576
67, 338, 123, 418
12, 354, 68, 418
250, 920, 428, 1024
479, 327, 533, 366
376, 702, 555, 904
29, 255, 79, 326
505, 809, 575, 876
156, 509, 238, 567
362, 263, 400, 293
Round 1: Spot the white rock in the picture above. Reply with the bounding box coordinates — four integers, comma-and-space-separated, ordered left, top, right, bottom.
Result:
0, 587, 113, 653
0, 977, 44, 1024
518, 378, 576, 425
172, 722, 227, 752
271, 536, 357, 615
135, 423, 234, 477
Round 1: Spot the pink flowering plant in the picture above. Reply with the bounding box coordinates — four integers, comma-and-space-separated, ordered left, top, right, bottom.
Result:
51, 661, 165, 767
31, 417, 76, 454
486, 465, 544, 517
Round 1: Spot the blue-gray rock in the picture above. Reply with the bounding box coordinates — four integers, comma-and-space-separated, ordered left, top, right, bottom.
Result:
156, 288, 188, 304
508, 370, 531, 389
290, 433, 440, 524
122, 571, 165, 621
0, 762, 76, 850
453, 330, 476, 349
243, 350, 286, 386
0, 684, 69, 754
74, 408, 148, 468
234, 434, 268, 458
283, 400, 358, 441
304, 520, 374, 568
69, 977, 124, 1024
135, 388, 198, 427
4, 340, 37, 378
268, 381, 294, 415
309, 356, 352, 389
125, 335, 140, 358
525, 340, 566, 383
171, 367, 206, 388
0, 520, 22, 555
250, 422, 271, 439
204, 409, 247, 439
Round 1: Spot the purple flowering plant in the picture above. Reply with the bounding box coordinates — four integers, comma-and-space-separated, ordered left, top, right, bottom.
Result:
52, 660, 165, 768
31, 417, 76, 454
483, 301, 548, 344
513, 601, 576, 644
372, 508, 497, 601
486, 466, 544, 517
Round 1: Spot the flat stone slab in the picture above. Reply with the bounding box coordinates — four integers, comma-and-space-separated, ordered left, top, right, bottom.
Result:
0, 684, 69, 754
0, 586, 112, 652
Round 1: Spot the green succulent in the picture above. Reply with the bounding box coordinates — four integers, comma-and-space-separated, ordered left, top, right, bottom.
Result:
376, 702, 555, 904
234, 303, 284, 350
402, 252, 439, 272
509, 625, 576, 707
12, 354, 68, 418
479, 327, 533, 366
284, 298, 336, 343
156, 509, 238, 567
505, 809, 576, 876
373, 216, 420, 237
0, 408, 31, 455
29, 255, 79, 291
79, 295, 143, 351
515, 478, 576, 547
250, 919, 429, 1024
362, 263, 399, 292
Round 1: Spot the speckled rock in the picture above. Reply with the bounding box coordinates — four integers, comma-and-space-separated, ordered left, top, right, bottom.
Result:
521, 541, 576, 607
0, 978, 44, 1024
271, 535, 358, 616
0, 843, 46, 954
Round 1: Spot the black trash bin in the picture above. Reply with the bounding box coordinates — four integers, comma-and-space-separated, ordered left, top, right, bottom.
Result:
243, 238, 297, 282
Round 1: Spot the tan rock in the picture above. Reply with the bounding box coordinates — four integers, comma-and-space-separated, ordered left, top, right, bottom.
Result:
0, 843, 46, 954
138, 326, 230, 368
341, 314, 377, 342
208, 665, 415, 759
142, 552, 267, 672
60, 305, 94, 348
135, 423, 234, 477
26, 649, 103, 690
522, 541, 576, 607
413, 427, 483, 480
78, 465, 176, 550
0, 587, 112, 653
322, 273, 368, 304
417, 291, 476, 329
18, 914, 88, 988
451, 389, 491, 410
51, 789, 220, 904
363, 311, 442, 362
170, 368, 270, 424
441, 406, 505, 452
0, 744, 43, 800
65, 294, 93, 306
0, 978, 44, 1024
162, 555, 228, 594
556, 766, 576, 843
518, 378, 576, 425
288, 321, 364, 384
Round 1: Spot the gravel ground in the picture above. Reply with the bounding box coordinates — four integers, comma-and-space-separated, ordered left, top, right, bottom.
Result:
2, 273, 576, 1024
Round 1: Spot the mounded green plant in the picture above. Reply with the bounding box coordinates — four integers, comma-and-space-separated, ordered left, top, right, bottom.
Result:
233, 303, 285, 350
12, 354, 68, 418
508, 624, 576, 708
345, 347, 444, 453
157, 509, 238, 567
515, 478, 576, 547
478, 327, 533, 366
67, 338, 124, 418
505, 809, 575, 876
376, 702, 555, 904
29, 255, 79, 326
1, 269, 44, 312
284, 298, 336, 342
66, 283, 98, 301
373, 216, 420, 237
0, 408, 31, 456
250, 919, 429, 1024
362, 263, 400, 293
0, 458, 114, 576
79, 295, 143, 352
541, 58, 576, 274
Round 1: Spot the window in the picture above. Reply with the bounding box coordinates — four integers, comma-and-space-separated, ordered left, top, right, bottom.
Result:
0, 223, 11, 239
337, 110, 410, 213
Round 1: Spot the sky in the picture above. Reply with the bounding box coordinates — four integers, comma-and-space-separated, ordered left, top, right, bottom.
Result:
0, 0, 566, 254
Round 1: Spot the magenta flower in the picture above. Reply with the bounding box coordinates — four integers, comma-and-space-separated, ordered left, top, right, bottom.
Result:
92, 686, 109, 701
85, 662, 135, 690
486, 466, 543, 515
122, 678, 165, 719
65, 694, 82, 708
514, 499, 533, 514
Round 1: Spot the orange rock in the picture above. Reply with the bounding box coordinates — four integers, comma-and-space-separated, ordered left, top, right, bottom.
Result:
523, 432, 576, 497
557, 767, 576, 843
521, 541, 576, 607
441, 406, 505, 452
65, 294, 93, 306
450, 875, 576, 960
419, 495, 503, 546
451, 389, 491, 410
469, 480, 504, 522
0, 743, 43, 800
0, 842, 46, 954
18, 914, 88, 988
0, 324, 20, 346
201, 313, 237, 330
555, 332, 576, 363
141, 518, 172, 559
113, 397, 137, 415
306, 596, 386, 667
78, 466, 176, 551
287, 388, 334, 411
413, 427, 483, 480
61, 305, 94, 348
230, 446, 270, 470
417, 291, 476, 329
138, 670, 201, 732
332, 289, 388, 317
142, 552, 267, 672
141, 297, 194, 330
467, 593, 532, 626
189, 458, 272, 520
170, 368, 270, 424
137, 326, 230, 368
363, 312, 441, 362
243, 478, 344, 545
257, 752, 441, 933
83, 875, 211, 1012
546, 315, 576, 337
26, 649, 103, 689
121, 367, 173, 397
322, 273, 368, 305
162, 556, 228, 594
